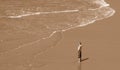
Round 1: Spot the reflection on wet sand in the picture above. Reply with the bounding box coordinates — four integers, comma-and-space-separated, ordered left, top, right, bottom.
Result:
78, 63, 82, 70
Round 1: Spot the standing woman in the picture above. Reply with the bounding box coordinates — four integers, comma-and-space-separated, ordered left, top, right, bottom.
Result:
78, 42, 83, 62
78, 42, 89, 62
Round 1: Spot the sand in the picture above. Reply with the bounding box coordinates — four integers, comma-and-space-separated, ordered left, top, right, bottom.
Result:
0, 0, 119, 70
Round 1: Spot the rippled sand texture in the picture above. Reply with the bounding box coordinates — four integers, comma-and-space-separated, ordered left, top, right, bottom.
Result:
0, 0, 115, 70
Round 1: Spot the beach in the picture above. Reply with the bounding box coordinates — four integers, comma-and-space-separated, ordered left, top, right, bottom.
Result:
0, 0, 119, 70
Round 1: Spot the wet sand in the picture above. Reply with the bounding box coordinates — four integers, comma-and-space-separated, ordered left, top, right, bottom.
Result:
56, 0, 119, 70
37, 0, 119, 70
0, 0, 118, 70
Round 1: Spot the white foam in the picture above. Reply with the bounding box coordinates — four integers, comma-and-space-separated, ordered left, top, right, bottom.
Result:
5, 0, 116, 35
7, 10, 79, 18
42, 31, 57, 39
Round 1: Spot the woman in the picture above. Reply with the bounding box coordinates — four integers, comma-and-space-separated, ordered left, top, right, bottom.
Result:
78, 42, 89, 62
